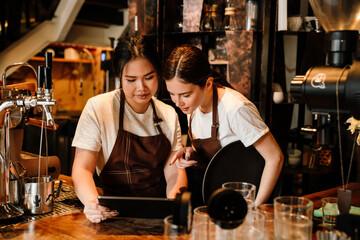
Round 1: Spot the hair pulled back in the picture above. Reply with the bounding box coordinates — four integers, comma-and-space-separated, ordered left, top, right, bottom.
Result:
163, 45, 232, 89
113, 35, 160, 84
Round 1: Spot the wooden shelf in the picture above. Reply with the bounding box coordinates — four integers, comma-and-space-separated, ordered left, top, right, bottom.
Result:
29, 56, 92, 64
210, 60, 228, 65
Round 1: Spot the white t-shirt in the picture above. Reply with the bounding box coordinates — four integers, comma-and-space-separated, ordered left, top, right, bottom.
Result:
189, 87, 269, 148
72, 89, 182, 173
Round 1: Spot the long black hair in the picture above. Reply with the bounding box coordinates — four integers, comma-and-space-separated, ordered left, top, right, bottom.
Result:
113, 35, 161, 85
163, 45, 233, 89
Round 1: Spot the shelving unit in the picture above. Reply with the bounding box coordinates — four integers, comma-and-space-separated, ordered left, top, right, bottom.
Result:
130, 0, 271, 133
29, 56, 92, 64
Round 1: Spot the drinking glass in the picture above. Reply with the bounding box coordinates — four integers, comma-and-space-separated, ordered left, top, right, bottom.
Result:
321, 197, 339, 229
257, 204, 274, 240
274, 196, 313, 240
191, 206, 215, 240
237, 210, 265, 240
164, 215, 190, 240
222, 182, 256, 209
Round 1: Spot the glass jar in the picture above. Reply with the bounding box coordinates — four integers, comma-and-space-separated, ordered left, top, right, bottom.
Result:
210, 4, 223, 31
214, 36, 227, 60
245, 0, 258, 30
223, 7, 239, 30
175, 0, 183, 32
200, 4, 214, 31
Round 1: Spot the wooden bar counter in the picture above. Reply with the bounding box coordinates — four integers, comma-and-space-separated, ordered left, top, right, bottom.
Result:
0, 175, 165, 240
0, 175, 359, 239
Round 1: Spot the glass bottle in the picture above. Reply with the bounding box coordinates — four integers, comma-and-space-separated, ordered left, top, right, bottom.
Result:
245, 0, 258, 30
200, 4, 214, 31
214, 36, 227, 60
223, 6, 239, 30
210, 4, 223, 31
175, 0, 183, 32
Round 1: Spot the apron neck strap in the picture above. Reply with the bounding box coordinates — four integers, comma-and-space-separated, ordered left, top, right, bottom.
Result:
188, 85, 219, 140
119, 89, 125, 132
150, 99, 164, 134
211, 86, 219, 138
120, 90, 164, 134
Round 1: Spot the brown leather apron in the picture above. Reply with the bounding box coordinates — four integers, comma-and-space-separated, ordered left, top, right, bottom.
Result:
187, 86, 221, 206
99, 90, 171, 197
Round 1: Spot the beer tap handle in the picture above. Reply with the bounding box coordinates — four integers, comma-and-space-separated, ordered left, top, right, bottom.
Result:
37, 66, 44, 96
44, 67, 52, 91
37, 66, 44, 89
45, 52, 52, 69
44, 52, 52, 92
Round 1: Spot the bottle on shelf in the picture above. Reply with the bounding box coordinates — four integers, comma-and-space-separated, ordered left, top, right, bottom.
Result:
244, 0, 258, 30
223, 5, 239, 31
214, 36, 227, 60
175, 0, 183, 32
200, 4, 214, 31
210, 4, 223, 31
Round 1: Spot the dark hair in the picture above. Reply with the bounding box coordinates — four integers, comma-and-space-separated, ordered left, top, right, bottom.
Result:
163, 45, 233, 89
113, 35, 161, 84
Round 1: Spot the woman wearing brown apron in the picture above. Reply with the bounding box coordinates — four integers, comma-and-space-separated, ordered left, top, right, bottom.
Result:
71, 35, 187, 223
164, 45, 284, 208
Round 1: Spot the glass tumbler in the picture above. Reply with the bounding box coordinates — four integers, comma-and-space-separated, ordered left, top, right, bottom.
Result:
191, 206, 215, 240
164, 215, 190, 240
321, 197, 339, 229
237, 210, 265, 240
257, 204, 274, 240
274, 196, 313, 240
222, 182, 256, 209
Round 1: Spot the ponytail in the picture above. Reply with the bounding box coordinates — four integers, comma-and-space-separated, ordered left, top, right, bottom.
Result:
210, 69, 234, 89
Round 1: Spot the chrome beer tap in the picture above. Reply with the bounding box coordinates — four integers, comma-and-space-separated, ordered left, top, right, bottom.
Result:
0, 55, 57, 219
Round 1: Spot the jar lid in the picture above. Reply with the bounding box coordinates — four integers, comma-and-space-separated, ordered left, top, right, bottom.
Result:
224, 7, 236, 15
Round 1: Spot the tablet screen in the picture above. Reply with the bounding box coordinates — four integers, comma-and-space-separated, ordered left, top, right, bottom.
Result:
98, 196, 175, 219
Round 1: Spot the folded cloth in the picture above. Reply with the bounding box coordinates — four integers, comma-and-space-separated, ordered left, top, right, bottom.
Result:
314, 206, 360, 218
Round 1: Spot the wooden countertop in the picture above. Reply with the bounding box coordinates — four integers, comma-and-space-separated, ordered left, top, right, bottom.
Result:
302, 182, 360, 209
0, 175, 359, 239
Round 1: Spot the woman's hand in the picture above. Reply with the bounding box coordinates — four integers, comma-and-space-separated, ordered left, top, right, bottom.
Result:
83, 198, 118, 223
170, 147, 197, 169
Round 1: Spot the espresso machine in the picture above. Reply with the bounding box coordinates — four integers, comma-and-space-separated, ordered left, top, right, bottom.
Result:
290, 0, 360, 167
0, 52, 57, 219
290, 1, 360, 232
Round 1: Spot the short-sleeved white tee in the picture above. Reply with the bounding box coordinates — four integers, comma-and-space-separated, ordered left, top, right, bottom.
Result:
72, 89, 182, 174
189, 87, 269, 148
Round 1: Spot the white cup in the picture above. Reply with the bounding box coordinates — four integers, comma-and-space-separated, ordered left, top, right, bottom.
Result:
287, 17, 302, 31
287, 149, 302, 166
273, 91, 284, 104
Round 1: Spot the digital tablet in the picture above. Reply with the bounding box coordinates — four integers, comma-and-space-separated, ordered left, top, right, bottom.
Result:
97, 196, 175, 219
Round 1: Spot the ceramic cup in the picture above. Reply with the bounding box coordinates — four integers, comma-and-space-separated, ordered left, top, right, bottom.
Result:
288, 16, 302, 31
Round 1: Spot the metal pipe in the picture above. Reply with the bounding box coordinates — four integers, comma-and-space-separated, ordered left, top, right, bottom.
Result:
2, 62, 37, 89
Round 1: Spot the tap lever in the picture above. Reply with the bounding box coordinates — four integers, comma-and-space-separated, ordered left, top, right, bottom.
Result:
45, 52, 52, 69
42, 105, 56, 130
37, 66, 44, 96
44, 67, 52, 91
44, 52, 53, 91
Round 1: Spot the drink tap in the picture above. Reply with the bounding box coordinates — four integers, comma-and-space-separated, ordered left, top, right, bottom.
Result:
43, 52, 56, 129
0, 57, 57, 219
37, 66, 44, 98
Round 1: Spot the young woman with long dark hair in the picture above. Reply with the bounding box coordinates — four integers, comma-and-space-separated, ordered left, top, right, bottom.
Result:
163, 45, 283, 207
72, 35, 187, 223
